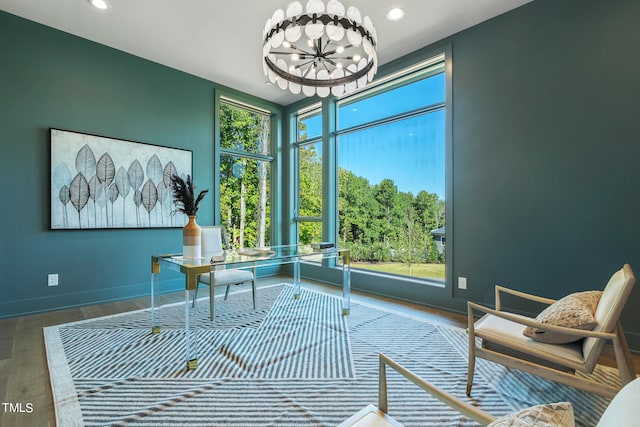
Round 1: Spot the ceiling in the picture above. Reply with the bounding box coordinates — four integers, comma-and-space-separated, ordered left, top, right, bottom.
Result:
0, 0, 532, 106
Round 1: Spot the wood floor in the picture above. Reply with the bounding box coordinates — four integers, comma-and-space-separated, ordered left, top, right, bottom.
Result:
1, 275, 638, 427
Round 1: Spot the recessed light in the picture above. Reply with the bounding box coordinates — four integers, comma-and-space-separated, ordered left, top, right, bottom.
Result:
386, 7, 405, 21
89, 0, 108, 10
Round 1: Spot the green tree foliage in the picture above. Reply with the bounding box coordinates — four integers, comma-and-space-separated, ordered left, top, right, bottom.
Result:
337, 166, 445, 267
299, 144, 322, 217
298, 144, 323, 244
219, 102, 271, 248
394, 206, 428, 275
339, 169, 382, 245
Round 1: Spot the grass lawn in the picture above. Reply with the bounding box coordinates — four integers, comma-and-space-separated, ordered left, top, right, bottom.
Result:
352, 261, 445, 280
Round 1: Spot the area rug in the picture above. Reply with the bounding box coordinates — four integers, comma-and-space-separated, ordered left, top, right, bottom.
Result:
44, 284, 618, 426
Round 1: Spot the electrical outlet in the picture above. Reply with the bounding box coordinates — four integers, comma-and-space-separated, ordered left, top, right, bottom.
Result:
48, 274, 59, 287
458, 276, 467, 290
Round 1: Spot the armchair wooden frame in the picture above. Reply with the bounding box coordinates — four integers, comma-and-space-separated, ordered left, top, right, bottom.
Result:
378, 353, 496, 426
467, 265, 637, 399
339, 353, 496, 426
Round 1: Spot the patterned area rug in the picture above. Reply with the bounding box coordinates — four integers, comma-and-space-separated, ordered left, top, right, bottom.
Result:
44, 284, 617, 426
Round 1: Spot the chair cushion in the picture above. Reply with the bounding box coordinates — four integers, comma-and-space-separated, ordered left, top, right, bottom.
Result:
337, 404, 403, 427
488, 402, 574, 427
198, 269, 253, 286
522, 291, 602, 344
475, 313, 585, 368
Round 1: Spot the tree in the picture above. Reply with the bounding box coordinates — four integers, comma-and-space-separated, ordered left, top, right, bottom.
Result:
394, 206, 427, 275
373, 179, 398, 246
299, 144, 322, 217
255, 116, 270, 247
219, 102, 271, 248
338, 169, 380, 244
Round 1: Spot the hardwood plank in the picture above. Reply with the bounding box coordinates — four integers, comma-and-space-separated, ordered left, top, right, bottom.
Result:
0, 317, 16, 359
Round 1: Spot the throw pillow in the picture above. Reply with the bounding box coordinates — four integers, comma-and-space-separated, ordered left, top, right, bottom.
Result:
488, 402, 575, 427
522, 291, 602, 344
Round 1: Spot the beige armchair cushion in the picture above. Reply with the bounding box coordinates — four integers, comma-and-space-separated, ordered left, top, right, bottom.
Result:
522, 291, 602, 344
488, 402, 574, 427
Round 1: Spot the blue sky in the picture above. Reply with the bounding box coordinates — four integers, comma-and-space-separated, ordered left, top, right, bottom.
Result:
302, 73, 446, 199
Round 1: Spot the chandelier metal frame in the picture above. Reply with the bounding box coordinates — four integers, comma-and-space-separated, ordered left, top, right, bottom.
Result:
262, 1, 378, 97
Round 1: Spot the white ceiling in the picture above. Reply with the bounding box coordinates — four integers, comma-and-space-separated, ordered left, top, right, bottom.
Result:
0, 0, 531, 106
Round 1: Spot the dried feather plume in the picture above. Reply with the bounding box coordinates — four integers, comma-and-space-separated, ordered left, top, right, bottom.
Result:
170, 174, 208, 216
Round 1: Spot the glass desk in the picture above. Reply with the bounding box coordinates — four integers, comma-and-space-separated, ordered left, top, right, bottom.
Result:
150, 245, 351, 370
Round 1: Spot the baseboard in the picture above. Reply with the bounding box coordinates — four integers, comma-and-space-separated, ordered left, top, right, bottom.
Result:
0, 278, 184, 319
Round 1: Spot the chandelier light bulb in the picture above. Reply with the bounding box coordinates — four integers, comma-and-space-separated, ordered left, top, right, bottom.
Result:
386, 7, 405, 21
263, 0, 378, 97
89, 0, 108, 9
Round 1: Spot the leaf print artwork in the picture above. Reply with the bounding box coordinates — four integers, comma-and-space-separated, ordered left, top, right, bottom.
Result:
133, 189, 142, 227
146, 154, 163, 184
128, 160, 144, 191
88, 175, 100, 226
163, 161, 178, 188
96, 153, 116, 186
59, 185, 71, 228
75, 144, 97, 178
142, 179, 158, 226
108, 184, 119, 227
157, 182, 170, 226
53, 163, 72, 189
50, 129, 192, 229
114, 167, 131, 226
69, 173, 90, 228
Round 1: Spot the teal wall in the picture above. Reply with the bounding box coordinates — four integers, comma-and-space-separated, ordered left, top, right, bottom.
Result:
285, 0, 640, 351
3, 0, 640, 351
0, 11, 280, 317
449, 0, 640, 348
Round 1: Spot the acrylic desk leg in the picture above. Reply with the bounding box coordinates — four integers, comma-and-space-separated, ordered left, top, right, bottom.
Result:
342, 251, 351, 315
150, 260, 161, 335
185, 287, 198, 370
293, 260, 301, 299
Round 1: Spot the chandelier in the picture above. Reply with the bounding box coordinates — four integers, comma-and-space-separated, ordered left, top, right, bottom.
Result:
262, 0, 378, 97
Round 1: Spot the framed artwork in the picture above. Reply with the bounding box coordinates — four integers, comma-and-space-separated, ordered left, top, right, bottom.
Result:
49, 128, 192, 230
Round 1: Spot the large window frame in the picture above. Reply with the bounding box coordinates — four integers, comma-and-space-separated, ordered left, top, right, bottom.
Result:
292, 103, 323, 244
289, 47, 453, 294
335, 56, 446, 283
216, 94, 280, 248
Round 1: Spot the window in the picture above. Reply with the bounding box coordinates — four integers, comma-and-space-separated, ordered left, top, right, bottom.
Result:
293, 55, 447, 282
337, 60, 446, 281
219, 98, 272, 248
294, 104, 323, 244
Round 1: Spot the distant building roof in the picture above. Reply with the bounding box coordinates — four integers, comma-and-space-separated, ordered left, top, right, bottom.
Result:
430, 226, 445, 236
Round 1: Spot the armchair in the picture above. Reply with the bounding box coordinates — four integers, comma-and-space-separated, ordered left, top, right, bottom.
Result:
466, 264, 636, 399
339, 353, 640, 427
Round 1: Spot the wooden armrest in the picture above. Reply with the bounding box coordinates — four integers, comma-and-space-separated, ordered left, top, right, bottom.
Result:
494, 285, 557, 310
379, 353, 496, 426
467, 301, 617, 340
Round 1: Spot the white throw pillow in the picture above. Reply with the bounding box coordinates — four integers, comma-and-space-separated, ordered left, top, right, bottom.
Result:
488, 402, 575, 427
